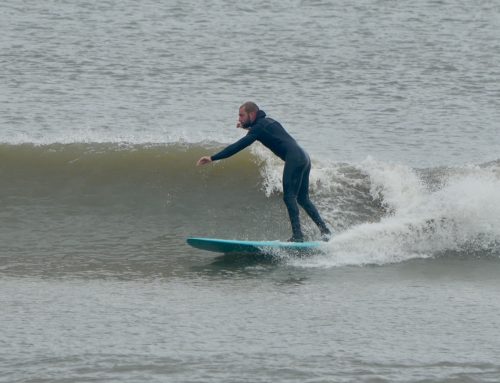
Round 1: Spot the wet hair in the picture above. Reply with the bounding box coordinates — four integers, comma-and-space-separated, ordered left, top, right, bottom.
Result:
240, 101, 259, 114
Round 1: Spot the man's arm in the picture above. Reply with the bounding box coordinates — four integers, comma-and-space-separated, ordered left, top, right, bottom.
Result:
210, 132, 257, 161
197, 131, 258, 166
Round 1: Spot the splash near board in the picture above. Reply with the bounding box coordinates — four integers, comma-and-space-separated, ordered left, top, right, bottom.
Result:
186, 237, 323, 255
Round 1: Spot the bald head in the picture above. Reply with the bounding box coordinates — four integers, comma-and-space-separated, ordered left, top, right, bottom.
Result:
240, 101, 259, 114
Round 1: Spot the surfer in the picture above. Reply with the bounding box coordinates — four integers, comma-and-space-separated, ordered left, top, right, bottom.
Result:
196, 102, 332, 242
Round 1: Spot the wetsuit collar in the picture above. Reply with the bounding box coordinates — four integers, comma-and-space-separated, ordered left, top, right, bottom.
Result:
249, 110, 266, 127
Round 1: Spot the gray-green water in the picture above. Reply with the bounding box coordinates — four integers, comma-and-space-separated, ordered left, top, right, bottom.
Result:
1, 0, 500, 382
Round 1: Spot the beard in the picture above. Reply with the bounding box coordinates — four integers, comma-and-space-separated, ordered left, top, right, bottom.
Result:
241, 118, 252, 128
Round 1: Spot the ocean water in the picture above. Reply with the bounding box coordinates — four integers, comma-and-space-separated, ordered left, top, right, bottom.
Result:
1, 1, 500, 382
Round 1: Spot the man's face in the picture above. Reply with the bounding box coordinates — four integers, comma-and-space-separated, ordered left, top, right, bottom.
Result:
238, 107, 253, 128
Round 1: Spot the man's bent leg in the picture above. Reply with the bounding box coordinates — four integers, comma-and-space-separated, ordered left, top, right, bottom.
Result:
297, 161, 331, 237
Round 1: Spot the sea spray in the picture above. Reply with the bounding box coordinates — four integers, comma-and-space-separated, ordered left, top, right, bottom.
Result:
290, 159, 500, 268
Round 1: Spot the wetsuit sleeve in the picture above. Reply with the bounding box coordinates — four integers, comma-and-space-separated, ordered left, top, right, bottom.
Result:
210, 131, 258, 161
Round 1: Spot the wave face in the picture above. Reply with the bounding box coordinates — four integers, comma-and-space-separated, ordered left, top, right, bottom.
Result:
2, 143, 499, 266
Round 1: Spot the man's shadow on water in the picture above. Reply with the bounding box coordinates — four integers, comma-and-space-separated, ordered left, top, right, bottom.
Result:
190, 254, 312, 287
190, 252, 276, 275
189, 250, 313, 281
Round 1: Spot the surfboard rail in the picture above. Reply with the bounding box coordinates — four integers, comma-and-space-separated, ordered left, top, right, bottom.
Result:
186, 237, 323, 254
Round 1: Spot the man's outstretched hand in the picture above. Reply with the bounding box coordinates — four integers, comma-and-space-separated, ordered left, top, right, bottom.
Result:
196, 156, 212, 166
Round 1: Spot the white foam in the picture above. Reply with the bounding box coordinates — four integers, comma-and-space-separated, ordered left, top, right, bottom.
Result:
251, 145, 348, 197
358, 156, 426, 214
289, 159, 500, 268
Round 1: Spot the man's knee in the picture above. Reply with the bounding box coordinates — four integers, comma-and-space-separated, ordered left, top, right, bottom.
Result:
283, 193, 297, 207
297, 194, 311, 207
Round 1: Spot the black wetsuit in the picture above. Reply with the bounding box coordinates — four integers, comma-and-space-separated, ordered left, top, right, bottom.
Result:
211, 110, 330, 241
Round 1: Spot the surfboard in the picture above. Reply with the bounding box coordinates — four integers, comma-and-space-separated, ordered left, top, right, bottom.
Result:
186, 237, 323, 255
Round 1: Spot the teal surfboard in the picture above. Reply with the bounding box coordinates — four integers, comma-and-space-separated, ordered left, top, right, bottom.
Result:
186, 237, 323, 254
